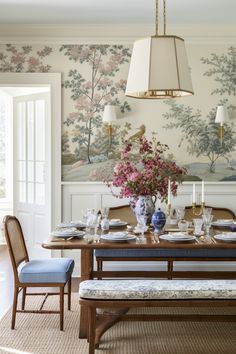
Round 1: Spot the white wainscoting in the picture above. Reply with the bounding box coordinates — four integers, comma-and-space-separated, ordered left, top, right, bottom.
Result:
61, 182, 236, 276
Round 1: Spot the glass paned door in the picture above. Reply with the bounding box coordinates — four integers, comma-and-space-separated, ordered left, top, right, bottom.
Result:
14, 92, 51, 258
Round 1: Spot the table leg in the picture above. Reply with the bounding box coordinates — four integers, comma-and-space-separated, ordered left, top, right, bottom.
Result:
79, 249, 93, 339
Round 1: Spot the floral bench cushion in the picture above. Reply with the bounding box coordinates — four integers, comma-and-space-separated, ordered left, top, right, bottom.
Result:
79, 279, 236, 300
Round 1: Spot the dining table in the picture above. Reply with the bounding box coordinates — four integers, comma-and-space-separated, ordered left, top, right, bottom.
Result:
42, 226, 236, 341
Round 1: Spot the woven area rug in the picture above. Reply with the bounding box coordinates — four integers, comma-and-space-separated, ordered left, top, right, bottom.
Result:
0, 294, 236, 354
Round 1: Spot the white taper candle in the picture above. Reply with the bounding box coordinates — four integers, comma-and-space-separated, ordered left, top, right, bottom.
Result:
192, 183, 196, 203
167, 178, 171, 205
201, 181, 205, 203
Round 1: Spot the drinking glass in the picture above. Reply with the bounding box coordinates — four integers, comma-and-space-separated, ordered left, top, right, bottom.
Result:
203, 207, 212, 217
101, 207, 110, 219
136, 215, 147, 242
176, 206, 185, 221
193, 218, 203, 235
203, 214, 213, 237
86, 210, 99, 235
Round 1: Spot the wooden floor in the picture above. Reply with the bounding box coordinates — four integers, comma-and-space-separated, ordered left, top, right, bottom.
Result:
0, 246, 80, 321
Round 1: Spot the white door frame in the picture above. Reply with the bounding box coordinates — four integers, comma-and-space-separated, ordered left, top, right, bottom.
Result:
0, 73, 61, 230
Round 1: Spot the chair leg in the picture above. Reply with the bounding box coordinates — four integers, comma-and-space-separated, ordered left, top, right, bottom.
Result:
97, 259, 103, 280
88, 306, 96, 354
22, 287, 27, 310
168, 261, 173, 279
68, 277, 72, 311
11, 286, 19, 329
60, 286, 64, 331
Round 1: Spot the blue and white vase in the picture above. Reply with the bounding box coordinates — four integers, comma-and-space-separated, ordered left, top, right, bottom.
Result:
130, 196, 155, 224
151, 208, 166, 233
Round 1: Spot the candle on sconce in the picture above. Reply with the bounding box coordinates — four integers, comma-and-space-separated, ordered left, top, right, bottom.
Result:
192, 183, 196, 203
167, 178, 171, 205
201, 181, 205, 203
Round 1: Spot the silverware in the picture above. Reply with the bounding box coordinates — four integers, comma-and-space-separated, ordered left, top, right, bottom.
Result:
154, 235, 160, 243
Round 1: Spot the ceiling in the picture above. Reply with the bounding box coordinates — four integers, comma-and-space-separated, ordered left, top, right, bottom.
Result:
0, 0, 234, 25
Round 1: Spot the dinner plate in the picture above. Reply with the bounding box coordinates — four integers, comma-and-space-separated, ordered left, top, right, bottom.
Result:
214, 233, 236, 242
212, 219, 234, 226
57, 221, 86, 228
159, 234, 196, 242
109, 221, 128, 228
51, 230, 85, 238
101, 233, 136, 242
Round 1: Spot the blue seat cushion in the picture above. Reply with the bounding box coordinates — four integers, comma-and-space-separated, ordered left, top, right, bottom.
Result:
94, 249, 236, 258
19, 258, 74, 284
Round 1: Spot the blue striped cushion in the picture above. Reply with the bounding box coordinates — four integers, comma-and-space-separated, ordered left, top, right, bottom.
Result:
19, 258, 74, 283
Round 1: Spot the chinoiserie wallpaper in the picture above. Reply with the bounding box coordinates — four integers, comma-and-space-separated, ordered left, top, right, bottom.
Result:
0, 43, 236, 182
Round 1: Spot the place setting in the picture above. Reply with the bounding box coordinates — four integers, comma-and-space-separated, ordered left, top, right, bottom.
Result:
108, 219, 128, 228
57, 221, 87, 229
50, 228, 85, 241
214, 232, 236, 242
159, 232, 196, 242
100, 231, 136, 242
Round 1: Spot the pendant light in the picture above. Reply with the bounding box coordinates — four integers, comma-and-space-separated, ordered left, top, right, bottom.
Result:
125, 0, 194, 99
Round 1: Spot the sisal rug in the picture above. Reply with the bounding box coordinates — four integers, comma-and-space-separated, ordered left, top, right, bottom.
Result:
0, 295, 236, 354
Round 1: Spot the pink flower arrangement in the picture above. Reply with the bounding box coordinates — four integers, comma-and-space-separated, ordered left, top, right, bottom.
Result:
107, 137, 186, 201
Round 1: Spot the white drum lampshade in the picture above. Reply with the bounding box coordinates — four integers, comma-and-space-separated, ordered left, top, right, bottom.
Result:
125, 0, 194, 99
125, 35, 193, 99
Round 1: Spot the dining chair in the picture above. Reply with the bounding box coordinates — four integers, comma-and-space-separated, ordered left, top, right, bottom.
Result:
184, 205, 236, 221
3, 215, 74, 331
95, 205, 236, 280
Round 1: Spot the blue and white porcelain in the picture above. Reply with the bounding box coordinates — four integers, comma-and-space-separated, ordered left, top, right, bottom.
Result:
151, 208, 166, 233
131, 196, 155, 224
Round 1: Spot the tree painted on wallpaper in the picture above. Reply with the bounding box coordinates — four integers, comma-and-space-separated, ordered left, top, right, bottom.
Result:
0, 44, 52, 72
60, 45, 131, 164
201, 46, 236, 96
163, 100, 236, 175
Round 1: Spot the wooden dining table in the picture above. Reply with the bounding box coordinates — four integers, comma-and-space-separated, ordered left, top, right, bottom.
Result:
42, 227, 236, 340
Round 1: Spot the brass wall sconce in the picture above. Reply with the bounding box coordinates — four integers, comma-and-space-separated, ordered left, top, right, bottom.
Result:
102, 105, 117, 147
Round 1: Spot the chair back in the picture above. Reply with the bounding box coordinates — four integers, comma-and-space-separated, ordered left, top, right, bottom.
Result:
184, 205, 235, 221
109, 205, 136, 225
3, 215, 29, 282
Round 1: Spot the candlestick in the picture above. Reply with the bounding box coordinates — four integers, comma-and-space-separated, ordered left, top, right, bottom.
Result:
192, 183, 196, 204
201, 181, 205, 203
192, 202, 205, 216
167, 178, 171, 205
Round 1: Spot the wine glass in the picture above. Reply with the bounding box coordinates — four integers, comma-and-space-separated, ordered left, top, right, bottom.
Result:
203, 207, 212, 217
176, 206, 185, 221
203, 214, 213, 238
101, 207, 109, 219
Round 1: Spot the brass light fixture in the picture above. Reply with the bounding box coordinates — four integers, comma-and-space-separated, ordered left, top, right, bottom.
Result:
102, 105, 117, 147
125, 0, 194, 99
215, 105, 229, 144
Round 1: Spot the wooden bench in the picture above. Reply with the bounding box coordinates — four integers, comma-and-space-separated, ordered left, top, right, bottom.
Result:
79, 279, 236, 354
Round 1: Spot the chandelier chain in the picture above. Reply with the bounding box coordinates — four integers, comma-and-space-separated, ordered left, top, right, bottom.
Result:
155, 0, 159, 36
163, 0, 166, 35
155, 0, 167, 36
